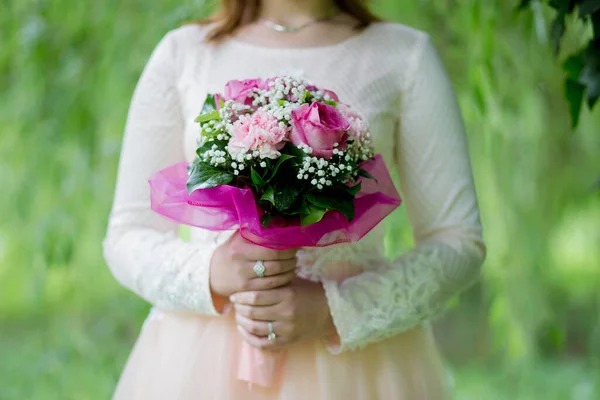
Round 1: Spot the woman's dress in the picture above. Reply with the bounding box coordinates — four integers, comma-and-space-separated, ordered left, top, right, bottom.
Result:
103, 22, 486, 399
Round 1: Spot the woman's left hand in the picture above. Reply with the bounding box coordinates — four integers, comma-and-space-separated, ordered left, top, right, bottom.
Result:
231, 278, 337, 350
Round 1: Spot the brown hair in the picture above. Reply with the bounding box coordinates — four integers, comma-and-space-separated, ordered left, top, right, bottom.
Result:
198, 0, 380, 42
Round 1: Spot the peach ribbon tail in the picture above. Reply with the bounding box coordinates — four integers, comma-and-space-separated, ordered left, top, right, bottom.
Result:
237, 342, 285, 387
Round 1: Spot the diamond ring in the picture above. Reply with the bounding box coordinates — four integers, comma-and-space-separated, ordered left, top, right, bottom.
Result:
253, 260, 266, 278
267, 321, 276, 341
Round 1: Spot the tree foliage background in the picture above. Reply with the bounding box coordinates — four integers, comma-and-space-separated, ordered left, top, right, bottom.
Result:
0, 0, 598, 399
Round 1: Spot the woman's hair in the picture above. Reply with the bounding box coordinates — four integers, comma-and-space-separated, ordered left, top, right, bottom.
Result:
198, 0, 380, 41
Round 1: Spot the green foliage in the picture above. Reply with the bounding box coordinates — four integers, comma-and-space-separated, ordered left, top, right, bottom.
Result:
0, 0, 599, 398
306, 190, 355, 222
520, 0, 600, 127
186, 159, 233, 192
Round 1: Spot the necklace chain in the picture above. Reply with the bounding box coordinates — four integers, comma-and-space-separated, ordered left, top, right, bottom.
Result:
259, 13, 339, 33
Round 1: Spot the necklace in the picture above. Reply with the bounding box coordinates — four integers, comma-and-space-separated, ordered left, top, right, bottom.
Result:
259, 13, 339, 33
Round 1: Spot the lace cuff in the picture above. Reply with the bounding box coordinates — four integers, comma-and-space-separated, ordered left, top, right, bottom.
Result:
321, 239, 484, 353
103, 222, 222, 316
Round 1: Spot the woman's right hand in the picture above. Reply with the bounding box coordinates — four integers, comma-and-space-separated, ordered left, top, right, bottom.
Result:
209, 232, 298, 299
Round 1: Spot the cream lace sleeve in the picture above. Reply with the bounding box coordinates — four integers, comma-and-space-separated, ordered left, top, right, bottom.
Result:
321, 34, 486, 353
102, 30, 220, 315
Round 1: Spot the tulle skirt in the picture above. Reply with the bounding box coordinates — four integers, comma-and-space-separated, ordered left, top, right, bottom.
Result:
112, 308, 451, 399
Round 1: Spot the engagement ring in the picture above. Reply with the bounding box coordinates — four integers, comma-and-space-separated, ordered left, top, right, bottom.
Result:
253, 260, 266, 278
267, 321, 276, 341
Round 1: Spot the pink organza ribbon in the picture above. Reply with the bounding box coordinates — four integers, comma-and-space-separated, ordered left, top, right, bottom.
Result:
149, 154, 401, 250
148, 154, 401, 386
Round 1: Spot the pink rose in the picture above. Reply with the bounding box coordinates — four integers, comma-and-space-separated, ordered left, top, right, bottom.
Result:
228, 111, 288, 159
290, 102, 350, 159
223, 78, 264, 105
214, 93, 224, 110
321, 89, 339, 102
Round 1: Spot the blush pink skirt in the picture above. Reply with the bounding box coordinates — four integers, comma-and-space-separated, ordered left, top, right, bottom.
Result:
113, 309, 450, 400
112, 308, 451, 399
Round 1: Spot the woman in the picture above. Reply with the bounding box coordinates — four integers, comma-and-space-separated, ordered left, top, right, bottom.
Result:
103, 0, 486, 398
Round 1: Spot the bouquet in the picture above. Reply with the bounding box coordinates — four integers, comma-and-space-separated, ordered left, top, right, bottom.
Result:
149, 76, 402, 386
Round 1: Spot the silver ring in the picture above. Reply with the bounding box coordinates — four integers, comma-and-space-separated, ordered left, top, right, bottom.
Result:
267, 322, 276, 341
253, 260, 266, 278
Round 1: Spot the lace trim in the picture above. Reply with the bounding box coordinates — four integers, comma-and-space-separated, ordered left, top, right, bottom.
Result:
103, 209, 221, 315
319, 240, 483, 353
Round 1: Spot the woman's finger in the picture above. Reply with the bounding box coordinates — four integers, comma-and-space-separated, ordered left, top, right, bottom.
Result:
245, 271, 296, 291
236, 325, 287, 350
231, 287, 286, 306
249, 259, 297, 277
240, 241, 297, 262
234, 303, 281, 321
235, 314, 285, 337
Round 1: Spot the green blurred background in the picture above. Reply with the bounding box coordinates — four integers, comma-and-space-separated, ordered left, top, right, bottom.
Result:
1, 0, 599, 399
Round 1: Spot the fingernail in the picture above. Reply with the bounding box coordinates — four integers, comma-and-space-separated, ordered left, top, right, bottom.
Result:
229, 294, 236, 303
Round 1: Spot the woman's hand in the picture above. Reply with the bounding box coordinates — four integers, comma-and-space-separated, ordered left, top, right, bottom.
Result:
231, 278, 337, 349
209, 232, 298, 299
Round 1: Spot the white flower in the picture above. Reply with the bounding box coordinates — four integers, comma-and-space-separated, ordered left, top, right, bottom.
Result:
260, 161, 267, 168
317, 184, 323, 190
234, 170, 239, 175
311, 179, 318, 185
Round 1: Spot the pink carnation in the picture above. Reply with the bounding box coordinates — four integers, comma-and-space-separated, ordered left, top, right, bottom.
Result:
337, 103, 368, 139
228, 111, 288, 159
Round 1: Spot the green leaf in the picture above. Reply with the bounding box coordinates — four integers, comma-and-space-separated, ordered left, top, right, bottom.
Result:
260, 185, 275, 204
201, 93, 217, 114
323, 100, 337, 107
194, 110, 220, 123
260, 214, 274, 228
273, 183, 301, 211
268, 154, 295, 181
550, 13, 566, 56
592, 11, 600, 39
301, 90, 312, 103
358, 168, 377, 183
284, 200, 310, 216
307, 190, 355, 222
278, 99, 286, 106
251, 167, 266, 189
516, 0, 531, 11
284, 143, 310, 158
300, 207, 327, 226
579, 63, 600, 109
579, 0, 600, 17
565, 78, 585, 128
345, 182, 362, 196
562, 54, 584, 80
548, 0, 575, 13
196, 139, 228, 157
187, 161, 233, 193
